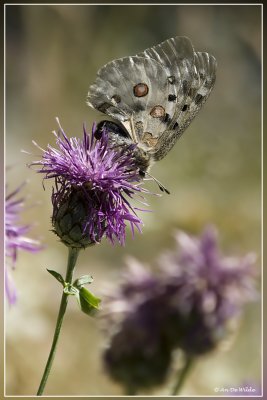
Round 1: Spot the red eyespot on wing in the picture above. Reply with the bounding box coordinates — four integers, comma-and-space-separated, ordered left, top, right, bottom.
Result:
133, 83, 149, 97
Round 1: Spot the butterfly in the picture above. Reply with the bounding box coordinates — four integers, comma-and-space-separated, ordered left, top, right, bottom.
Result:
87, 36, 217, 193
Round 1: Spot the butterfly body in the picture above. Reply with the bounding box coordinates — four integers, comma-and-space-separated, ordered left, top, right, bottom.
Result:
87, 36, 217, 176
95, 120, 152, 174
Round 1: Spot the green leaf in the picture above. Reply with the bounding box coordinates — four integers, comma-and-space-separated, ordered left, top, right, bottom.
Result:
78, 287, 101, 317
47, 269, 65, 286
73, 275, 94, 289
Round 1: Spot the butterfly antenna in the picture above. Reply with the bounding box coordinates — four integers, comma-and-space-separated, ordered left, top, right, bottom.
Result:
145, 172, 170, 195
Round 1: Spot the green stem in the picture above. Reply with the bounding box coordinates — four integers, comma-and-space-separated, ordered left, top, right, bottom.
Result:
125, 385, 137, 396
37, 247, 80, 396
171, 356, 194, 396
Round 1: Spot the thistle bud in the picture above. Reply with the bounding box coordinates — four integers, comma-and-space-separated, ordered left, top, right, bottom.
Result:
52, 187, 98, 248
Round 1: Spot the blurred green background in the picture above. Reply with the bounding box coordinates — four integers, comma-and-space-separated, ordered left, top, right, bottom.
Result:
5, 4, 261, 396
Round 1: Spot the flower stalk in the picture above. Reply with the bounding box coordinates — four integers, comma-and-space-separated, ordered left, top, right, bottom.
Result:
37, 247, 79, 396
31, 120, 150, 395
171, 356, 194, 396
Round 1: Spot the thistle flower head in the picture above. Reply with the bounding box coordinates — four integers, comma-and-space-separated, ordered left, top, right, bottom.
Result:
159, 226, 258, 354
101, 258, 165, 330
5, 184, 42, 304
101, 226, 258, 390
31, 120, 148, 247
101, 259, 172, 392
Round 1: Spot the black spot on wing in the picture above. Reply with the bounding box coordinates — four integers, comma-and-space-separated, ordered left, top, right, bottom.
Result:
168, 94, 177, 102
163, 113, 171, 124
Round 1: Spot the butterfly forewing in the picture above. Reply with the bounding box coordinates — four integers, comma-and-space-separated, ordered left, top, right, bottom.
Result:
87, 55, 176, 144
87, 36, 217, 167
137, 36, 194, 67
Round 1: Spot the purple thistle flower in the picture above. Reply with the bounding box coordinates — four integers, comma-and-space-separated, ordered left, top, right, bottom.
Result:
101, 259, 172, 392
158, 225, 258, 354
101, 227, 258, 391
30, 119, 149, 248
5, 184, 42, 305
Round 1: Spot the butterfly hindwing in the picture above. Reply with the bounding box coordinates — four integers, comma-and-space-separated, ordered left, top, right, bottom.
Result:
172, 51, 217, 133
148, 48, 217, 160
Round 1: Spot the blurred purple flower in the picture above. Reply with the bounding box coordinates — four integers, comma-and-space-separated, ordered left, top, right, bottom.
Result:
101, 227, 258, 391
159, 226, 258, 354
30, 119, 148, 248
101, 259, 172, 392
5, 268, 17, 305
5, 184, 42, 305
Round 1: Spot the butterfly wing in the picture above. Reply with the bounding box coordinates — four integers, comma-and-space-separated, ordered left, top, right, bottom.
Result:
87, 54, 177, 145
137, 36, 217, 160
87, 36, 217, 157
152, 51, 217, 160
